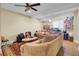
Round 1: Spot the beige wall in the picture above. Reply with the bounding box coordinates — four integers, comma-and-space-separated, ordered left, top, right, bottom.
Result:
0, 4, 1, 48
74, 8, 79, 44
1, 8, 42, 42
0, 4, 1, 34
77, 9, 79, 44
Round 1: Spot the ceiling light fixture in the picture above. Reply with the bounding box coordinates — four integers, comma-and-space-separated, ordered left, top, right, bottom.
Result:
48, 19, 52, 22
27, 10, 31, 14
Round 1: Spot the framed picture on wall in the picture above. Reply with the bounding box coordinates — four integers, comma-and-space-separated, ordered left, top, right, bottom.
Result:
64, 16, 74, 31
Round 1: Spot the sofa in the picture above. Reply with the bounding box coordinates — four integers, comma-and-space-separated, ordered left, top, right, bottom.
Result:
20, 34, 63, 56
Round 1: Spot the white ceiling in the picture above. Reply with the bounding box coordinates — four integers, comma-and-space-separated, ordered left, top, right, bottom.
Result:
1, 3, 79, 20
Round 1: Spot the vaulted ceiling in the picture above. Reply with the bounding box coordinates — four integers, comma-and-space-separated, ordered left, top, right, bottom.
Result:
1, 3, 79, 20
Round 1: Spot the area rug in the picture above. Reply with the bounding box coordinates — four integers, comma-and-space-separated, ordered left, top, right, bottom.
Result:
2, 43, 24, 56
2, 45, 16, 56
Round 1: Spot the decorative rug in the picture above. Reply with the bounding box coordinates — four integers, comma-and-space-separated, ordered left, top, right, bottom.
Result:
2, 43, 24, 56
2, 45, 16, 56
1, 40, 37, 56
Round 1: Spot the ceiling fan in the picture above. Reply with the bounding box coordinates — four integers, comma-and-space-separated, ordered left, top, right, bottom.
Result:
15, 3, 40, 12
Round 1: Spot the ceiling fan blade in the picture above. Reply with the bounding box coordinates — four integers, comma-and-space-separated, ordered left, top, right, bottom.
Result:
26, 3, 29, 6
15, 5, 26, 7
31, 3, 40, 6
31, 8, 37, 11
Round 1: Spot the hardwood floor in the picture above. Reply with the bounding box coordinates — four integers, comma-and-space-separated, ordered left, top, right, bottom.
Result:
57, 40, 79, 56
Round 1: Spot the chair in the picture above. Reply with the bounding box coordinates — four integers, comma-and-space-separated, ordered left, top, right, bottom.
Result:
25, 32, 31, 38
1, 36, 9, 46
63, 31, 69, 40
16, 33, 25, 42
